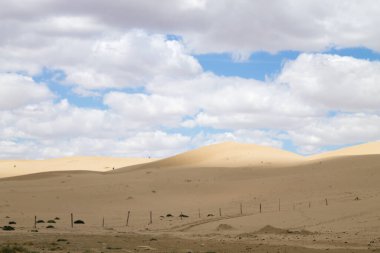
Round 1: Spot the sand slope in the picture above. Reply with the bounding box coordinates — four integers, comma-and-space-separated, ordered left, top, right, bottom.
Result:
126, 142, 305, 170
308, 141, 380, 160
0, 156, 158, 178
1, 141, 380, 250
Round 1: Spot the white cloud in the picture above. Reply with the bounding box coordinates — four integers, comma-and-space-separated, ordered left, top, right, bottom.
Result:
0, 73, 53, 110
278, 54, 380, 112
192, 129, 284, 149
288, 113, 380, 154
103, 91, 193, 127
2, 1, 380, 59
0, 28, 201, 91
1, 0, 380, 158
0, 98, 192, 159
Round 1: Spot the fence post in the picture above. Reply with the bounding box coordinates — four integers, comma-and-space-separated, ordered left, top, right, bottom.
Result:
126, 211, 130, 226
219, 208, 222, 217
149, 211, 152, 224
260, 203, 262, 213
240, 203, 243, 215
71, 213, 73, 228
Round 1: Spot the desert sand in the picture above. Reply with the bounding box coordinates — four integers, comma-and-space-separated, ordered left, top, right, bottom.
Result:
0, 156, 158, 178
1, 141, 380, 252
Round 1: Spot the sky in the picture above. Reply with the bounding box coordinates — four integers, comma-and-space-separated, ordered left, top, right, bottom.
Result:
1, 0, 380, 159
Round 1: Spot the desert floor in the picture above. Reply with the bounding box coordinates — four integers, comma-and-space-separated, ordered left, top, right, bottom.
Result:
1, 142, 380, 252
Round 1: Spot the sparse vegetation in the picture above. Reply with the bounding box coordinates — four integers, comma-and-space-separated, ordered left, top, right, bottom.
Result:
36, 220, 44, 223
74, 220, 85, 224
47, 220, 56, 223
0, 245, 31, 253
2, 226, 15, 231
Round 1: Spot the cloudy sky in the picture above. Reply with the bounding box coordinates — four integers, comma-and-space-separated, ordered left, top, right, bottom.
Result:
1, 0, 380, 159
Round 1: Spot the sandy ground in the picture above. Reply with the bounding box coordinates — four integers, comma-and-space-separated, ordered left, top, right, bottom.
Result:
0, 156, 158, 178
1, 142, 380, 252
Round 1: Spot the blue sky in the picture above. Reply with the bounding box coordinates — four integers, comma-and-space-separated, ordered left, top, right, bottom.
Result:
1, 1, 380, 159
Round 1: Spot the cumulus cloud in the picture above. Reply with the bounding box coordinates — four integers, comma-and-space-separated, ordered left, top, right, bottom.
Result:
278, 54, 380, 112
1, 1, 380, 158
2, 0, 380, 54
0, 73, 53, 110
288, 113, 380, 154
0, 28, 201, 91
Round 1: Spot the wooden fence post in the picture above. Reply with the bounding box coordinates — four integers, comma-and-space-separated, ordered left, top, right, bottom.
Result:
240, 203, 243, 215
219, 208, 222, 217
260, 203, 262, 213
126, 211, 130, 226
71, 213, 73, 228
34, 216, 37, 229
149, 211, 152, 224
325, 198, 328, 206
102, 217, 104, 228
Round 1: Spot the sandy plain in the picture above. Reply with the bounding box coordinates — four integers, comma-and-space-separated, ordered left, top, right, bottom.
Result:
1, 142, 380, 252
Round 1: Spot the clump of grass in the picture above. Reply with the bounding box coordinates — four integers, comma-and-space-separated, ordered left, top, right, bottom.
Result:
2, 226, 15, 231
74, 220, 85, 224
47, 220, 56, 223
8, 221, 16, 225
46, 225, 55, 229
0, 245, 31, 253
36, 220, 45, 224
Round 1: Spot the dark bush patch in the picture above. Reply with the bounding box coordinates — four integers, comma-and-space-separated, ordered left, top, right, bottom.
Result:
36, 220, 45, 223
179, 214, 189, 218
0, 245, 31, 253
46, 225, 55, 229
54, 217, 60, 220
47, 220, 56, 223
166, 214, 173, 217
8, 221, 16, 225
207, 214, 214, 217
74, 220, 85, 224
2, 226, 15, 231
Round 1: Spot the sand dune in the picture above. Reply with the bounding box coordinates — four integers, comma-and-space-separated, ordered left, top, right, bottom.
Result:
2, 141, 379, 178
0, 156, 158, 178
126, 142, 306, 170
1, 141, 380, 251
308, 141, 380, 160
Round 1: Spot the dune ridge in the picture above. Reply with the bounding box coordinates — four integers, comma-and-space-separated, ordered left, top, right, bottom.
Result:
125, 141, 306, 170
1, 141, 380, 251
1, 141, 380, 178
0, 156, 158, 178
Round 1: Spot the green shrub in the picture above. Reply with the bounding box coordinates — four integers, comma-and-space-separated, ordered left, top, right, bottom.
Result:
2, 226, 15, 231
